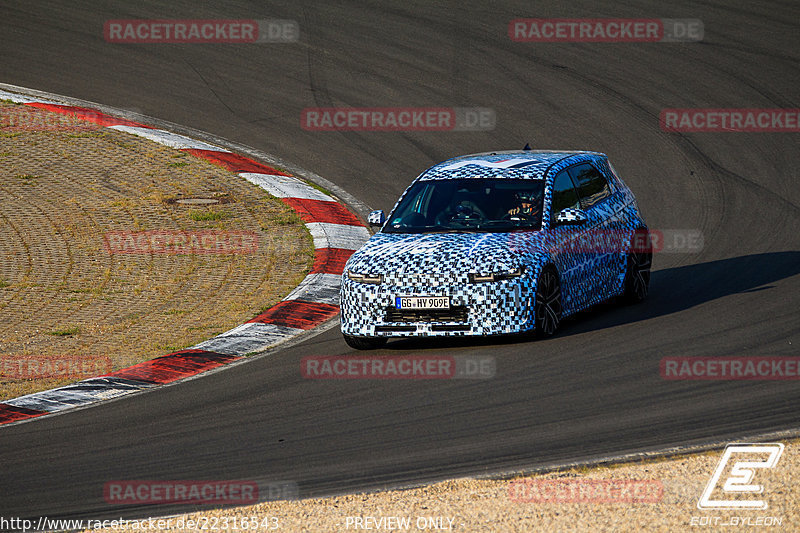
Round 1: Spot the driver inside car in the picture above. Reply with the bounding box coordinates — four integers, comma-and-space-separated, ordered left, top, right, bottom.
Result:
507, 191, 542, 222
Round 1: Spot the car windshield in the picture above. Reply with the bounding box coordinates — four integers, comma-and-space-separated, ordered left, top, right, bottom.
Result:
383, 178, 545, 234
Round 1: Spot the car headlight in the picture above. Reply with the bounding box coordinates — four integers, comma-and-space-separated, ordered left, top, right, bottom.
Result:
468, 266, 526, 283
347, 270, 384, 284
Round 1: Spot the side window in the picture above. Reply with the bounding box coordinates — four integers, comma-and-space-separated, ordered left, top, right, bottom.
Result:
550, 170, 580, 223
390, 182, 437, 225
568, 163, 612, 209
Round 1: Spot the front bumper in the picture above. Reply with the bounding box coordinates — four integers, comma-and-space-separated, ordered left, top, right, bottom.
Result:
340, 274, 536, 337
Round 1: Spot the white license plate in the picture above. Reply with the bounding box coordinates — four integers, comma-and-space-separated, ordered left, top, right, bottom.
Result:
395, 296, 450, 310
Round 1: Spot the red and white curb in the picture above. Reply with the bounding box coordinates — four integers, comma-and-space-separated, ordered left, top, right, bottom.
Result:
0, 87, 370, 426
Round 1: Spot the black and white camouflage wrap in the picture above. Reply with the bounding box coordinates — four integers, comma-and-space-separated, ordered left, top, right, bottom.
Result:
341, 151, 647, 338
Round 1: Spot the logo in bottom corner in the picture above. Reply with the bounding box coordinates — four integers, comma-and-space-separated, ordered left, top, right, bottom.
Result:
698, 443, 784, 510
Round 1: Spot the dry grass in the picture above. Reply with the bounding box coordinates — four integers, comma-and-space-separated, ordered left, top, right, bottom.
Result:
0, 102, 313, 400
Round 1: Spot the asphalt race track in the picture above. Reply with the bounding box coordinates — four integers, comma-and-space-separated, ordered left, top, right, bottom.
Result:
1, 0, 799, 522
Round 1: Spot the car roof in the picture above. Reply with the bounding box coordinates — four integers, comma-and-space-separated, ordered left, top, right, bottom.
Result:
418, 150, 605, 181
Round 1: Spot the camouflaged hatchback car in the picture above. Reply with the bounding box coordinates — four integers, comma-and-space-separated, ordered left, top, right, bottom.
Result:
340, 150, 652, 350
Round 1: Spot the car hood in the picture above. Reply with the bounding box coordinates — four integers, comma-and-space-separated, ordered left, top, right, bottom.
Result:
345, 231, 544, 277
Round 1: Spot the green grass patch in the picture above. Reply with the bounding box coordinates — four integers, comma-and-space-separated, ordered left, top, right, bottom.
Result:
188, 209, 228, 221
272, 212, 301, 226
65, 287, 101, 294
48, 326, 80, 336
169, 161, 189, 168
0, 279, 10, 288
305, 179, 334, 197
157, 343, 196, 353
66, 132, 102, 138
157, 346, 183, 353
105, 136, 136, 150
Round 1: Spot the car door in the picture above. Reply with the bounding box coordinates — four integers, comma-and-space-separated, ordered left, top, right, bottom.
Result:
546, 168, 595, 314
567, 162, 618, 300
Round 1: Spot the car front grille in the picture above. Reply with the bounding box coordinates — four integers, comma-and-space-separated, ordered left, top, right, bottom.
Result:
375, 325, 417, 333
383, 272, 465, 286
430, 324, 471, 332
384, 306, 469, 323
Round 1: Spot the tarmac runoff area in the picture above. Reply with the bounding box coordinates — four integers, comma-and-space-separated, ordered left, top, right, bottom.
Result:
80, 437, 798, 532
0, 100, 313, 401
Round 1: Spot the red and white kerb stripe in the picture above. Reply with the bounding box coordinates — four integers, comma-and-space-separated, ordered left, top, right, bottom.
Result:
0, 88, 369, 425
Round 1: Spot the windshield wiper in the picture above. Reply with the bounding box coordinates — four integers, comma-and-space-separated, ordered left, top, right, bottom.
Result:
474, 220, 540, 231
384, 224, 470, 234
418, 225, 473, 233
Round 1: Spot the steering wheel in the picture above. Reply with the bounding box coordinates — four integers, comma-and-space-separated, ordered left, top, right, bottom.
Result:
503, 209, 540, 221
450, 202, 487, 221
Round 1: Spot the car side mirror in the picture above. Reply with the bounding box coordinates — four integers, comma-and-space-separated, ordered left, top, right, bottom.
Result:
367, 210, 386, 227
554, 208, 588, 226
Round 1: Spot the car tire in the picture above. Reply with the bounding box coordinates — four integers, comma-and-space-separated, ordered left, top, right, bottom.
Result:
343, 334, 388, 350
623, 228, 653, 303
535, 267, 562, 337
